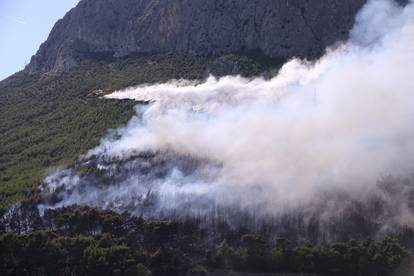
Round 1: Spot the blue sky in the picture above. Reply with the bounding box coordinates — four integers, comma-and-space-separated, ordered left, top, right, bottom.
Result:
0, 0, 80, 80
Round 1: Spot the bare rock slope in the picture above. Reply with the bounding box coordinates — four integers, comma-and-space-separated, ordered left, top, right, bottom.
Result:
27, 0, 368, 73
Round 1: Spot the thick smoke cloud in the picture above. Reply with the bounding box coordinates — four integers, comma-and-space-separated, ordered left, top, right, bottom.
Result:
40, 0, 414, 235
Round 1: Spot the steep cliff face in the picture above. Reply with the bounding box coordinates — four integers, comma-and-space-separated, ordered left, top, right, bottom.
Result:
27, 0, 368, 73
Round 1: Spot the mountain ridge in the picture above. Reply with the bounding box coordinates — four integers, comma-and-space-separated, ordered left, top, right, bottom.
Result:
27, 0, 368, 74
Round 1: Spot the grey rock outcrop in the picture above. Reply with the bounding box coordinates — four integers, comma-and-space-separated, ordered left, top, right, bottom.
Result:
27, 0, 369, 74
209, 56, 244, 77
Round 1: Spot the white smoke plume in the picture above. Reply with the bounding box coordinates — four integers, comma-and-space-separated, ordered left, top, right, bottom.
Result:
41, 0, 414, 234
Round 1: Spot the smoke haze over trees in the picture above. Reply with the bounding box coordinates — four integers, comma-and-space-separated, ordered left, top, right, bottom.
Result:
38, 0, 414, 238
2, 0, 414, 275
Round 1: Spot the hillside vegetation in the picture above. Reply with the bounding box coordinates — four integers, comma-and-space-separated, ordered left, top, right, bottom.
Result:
1, 205, 412, 276
0, 54, 211, 208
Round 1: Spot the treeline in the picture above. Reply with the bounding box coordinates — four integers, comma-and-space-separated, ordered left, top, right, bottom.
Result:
0, 231, 152, 276
1, 205, 413, 276
0, 231, 412, 275
214, 236, 412, 275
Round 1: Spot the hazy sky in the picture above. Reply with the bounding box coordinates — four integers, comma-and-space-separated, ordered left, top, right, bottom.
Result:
0, 0, 80, 80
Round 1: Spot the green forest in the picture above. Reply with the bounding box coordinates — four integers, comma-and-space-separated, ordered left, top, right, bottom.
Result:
1, 206, 412, 276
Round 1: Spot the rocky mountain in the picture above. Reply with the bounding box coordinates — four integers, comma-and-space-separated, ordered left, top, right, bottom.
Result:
27, 0, 368, 74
